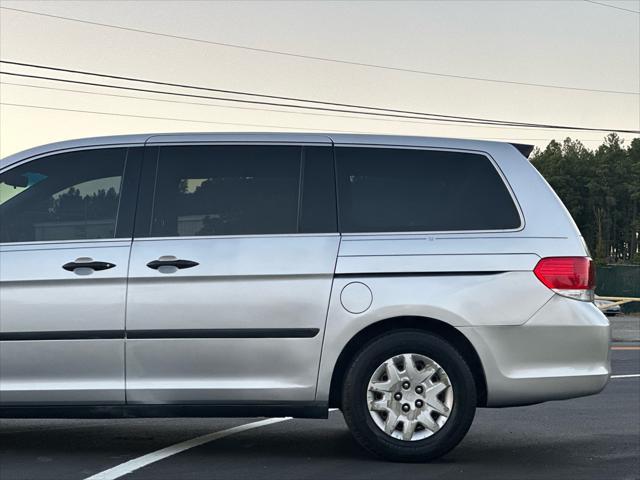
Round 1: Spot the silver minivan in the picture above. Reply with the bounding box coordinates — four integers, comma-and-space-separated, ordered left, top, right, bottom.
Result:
0, 133, 610, 461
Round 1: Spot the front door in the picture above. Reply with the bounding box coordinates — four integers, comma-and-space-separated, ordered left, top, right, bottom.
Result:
125, 142, 339, 404
0, 147, 141, 404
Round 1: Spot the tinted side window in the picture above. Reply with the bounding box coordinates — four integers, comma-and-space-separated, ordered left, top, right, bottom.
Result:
0, 148, 128, 242
336, 147, 521, 232
147, 145, 336, 237
299, 146, 337, 233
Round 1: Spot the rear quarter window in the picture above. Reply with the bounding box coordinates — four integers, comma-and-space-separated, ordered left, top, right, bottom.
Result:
336, 146, 521, 233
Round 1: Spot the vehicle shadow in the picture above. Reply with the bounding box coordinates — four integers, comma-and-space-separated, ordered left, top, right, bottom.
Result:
1, 415, 636, 480
126, 420, 633, 480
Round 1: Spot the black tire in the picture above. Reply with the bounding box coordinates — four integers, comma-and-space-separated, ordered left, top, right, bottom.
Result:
341, 329, 476, 462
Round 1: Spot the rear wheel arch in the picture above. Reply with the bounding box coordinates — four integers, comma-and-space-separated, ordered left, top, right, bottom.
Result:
328, 316, 487, 408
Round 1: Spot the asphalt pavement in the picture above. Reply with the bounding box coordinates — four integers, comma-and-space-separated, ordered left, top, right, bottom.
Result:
1, 347, 638, 480
611, 314, 640, 342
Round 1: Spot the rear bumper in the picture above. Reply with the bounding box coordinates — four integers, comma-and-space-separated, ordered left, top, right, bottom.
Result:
462, 296, 611, 407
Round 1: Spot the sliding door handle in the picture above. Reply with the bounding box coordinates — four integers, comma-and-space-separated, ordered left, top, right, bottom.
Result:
146, 258, 199, 270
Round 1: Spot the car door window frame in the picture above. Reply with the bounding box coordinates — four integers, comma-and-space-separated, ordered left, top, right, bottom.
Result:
133, 142, 338, 239
0, 146, 144, 245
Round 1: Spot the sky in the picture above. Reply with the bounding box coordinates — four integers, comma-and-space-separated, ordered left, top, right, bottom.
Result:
0, 0, 639, 158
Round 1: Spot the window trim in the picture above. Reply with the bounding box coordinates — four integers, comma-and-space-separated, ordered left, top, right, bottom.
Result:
0, 143, 144, 174
0, 238, 133, 251
135, 142, 338, 239
131, 233, 339, 243
1, 142, 525, 244
0, 146, 141, 246
145, 141, 331, 148
334, 144, 525, 236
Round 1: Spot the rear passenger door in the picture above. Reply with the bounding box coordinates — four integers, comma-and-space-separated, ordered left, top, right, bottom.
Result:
125, 142, 339, 404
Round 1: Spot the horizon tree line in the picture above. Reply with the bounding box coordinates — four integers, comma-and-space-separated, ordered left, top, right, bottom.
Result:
531, 134, 640, 264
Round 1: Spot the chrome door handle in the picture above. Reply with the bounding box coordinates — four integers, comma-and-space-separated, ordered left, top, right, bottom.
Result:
62, 260, 116, 272
146, 258, 199, 270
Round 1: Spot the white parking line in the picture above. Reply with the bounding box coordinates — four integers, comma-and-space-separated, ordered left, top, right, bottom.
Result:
84, 408, 340, 480
611, 374, 640, 379
83, 417, 292, 480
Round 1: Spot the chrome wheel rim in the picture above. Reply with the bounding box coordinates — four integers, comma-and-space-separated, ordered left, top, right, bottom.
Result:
367, 353, 454, 441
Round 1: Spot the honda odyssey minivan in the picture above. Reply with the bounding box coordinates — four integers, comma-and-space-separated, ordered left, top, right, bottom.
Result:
0, 133, 610, 461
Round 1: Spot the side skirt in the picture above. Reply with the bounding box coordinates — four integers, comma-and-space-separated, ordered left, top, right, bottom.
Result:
0, 402, 329, 419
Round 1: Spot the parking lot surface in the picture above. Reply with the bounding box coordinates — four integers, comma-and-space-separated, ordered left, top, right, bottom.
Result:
1, 348, 638, 480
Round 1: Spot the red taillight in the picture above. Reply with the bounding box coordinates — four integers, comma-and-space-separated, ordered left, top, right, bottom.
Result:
533, 257, 595, 301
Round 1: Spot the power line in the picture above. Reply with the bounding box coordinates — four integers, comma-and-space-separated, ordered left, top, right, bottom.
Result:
2, 63, 638, 134
0, 60, 562, 127
1, 6, 637, 96
0, 70, 530, 129
583, 0, 640, 14
2, 80, 608, 134
0, 102, 592, 142
0, 102, 371, 134
0, 80, 507, 130
0, 77, 516, 129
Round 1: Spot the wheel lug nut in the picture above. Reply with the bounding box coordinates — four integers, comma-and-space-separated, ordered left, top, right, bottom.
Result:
415, 385, 424, 394
415, 399, 424, 408
402, 381, 410, 389
402, 403, 411, 412
394, 392, 402, 401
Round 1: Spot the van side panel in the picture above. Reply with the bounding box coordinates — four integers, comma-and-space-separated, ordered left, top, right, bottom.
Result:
316, 139, 604, 407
